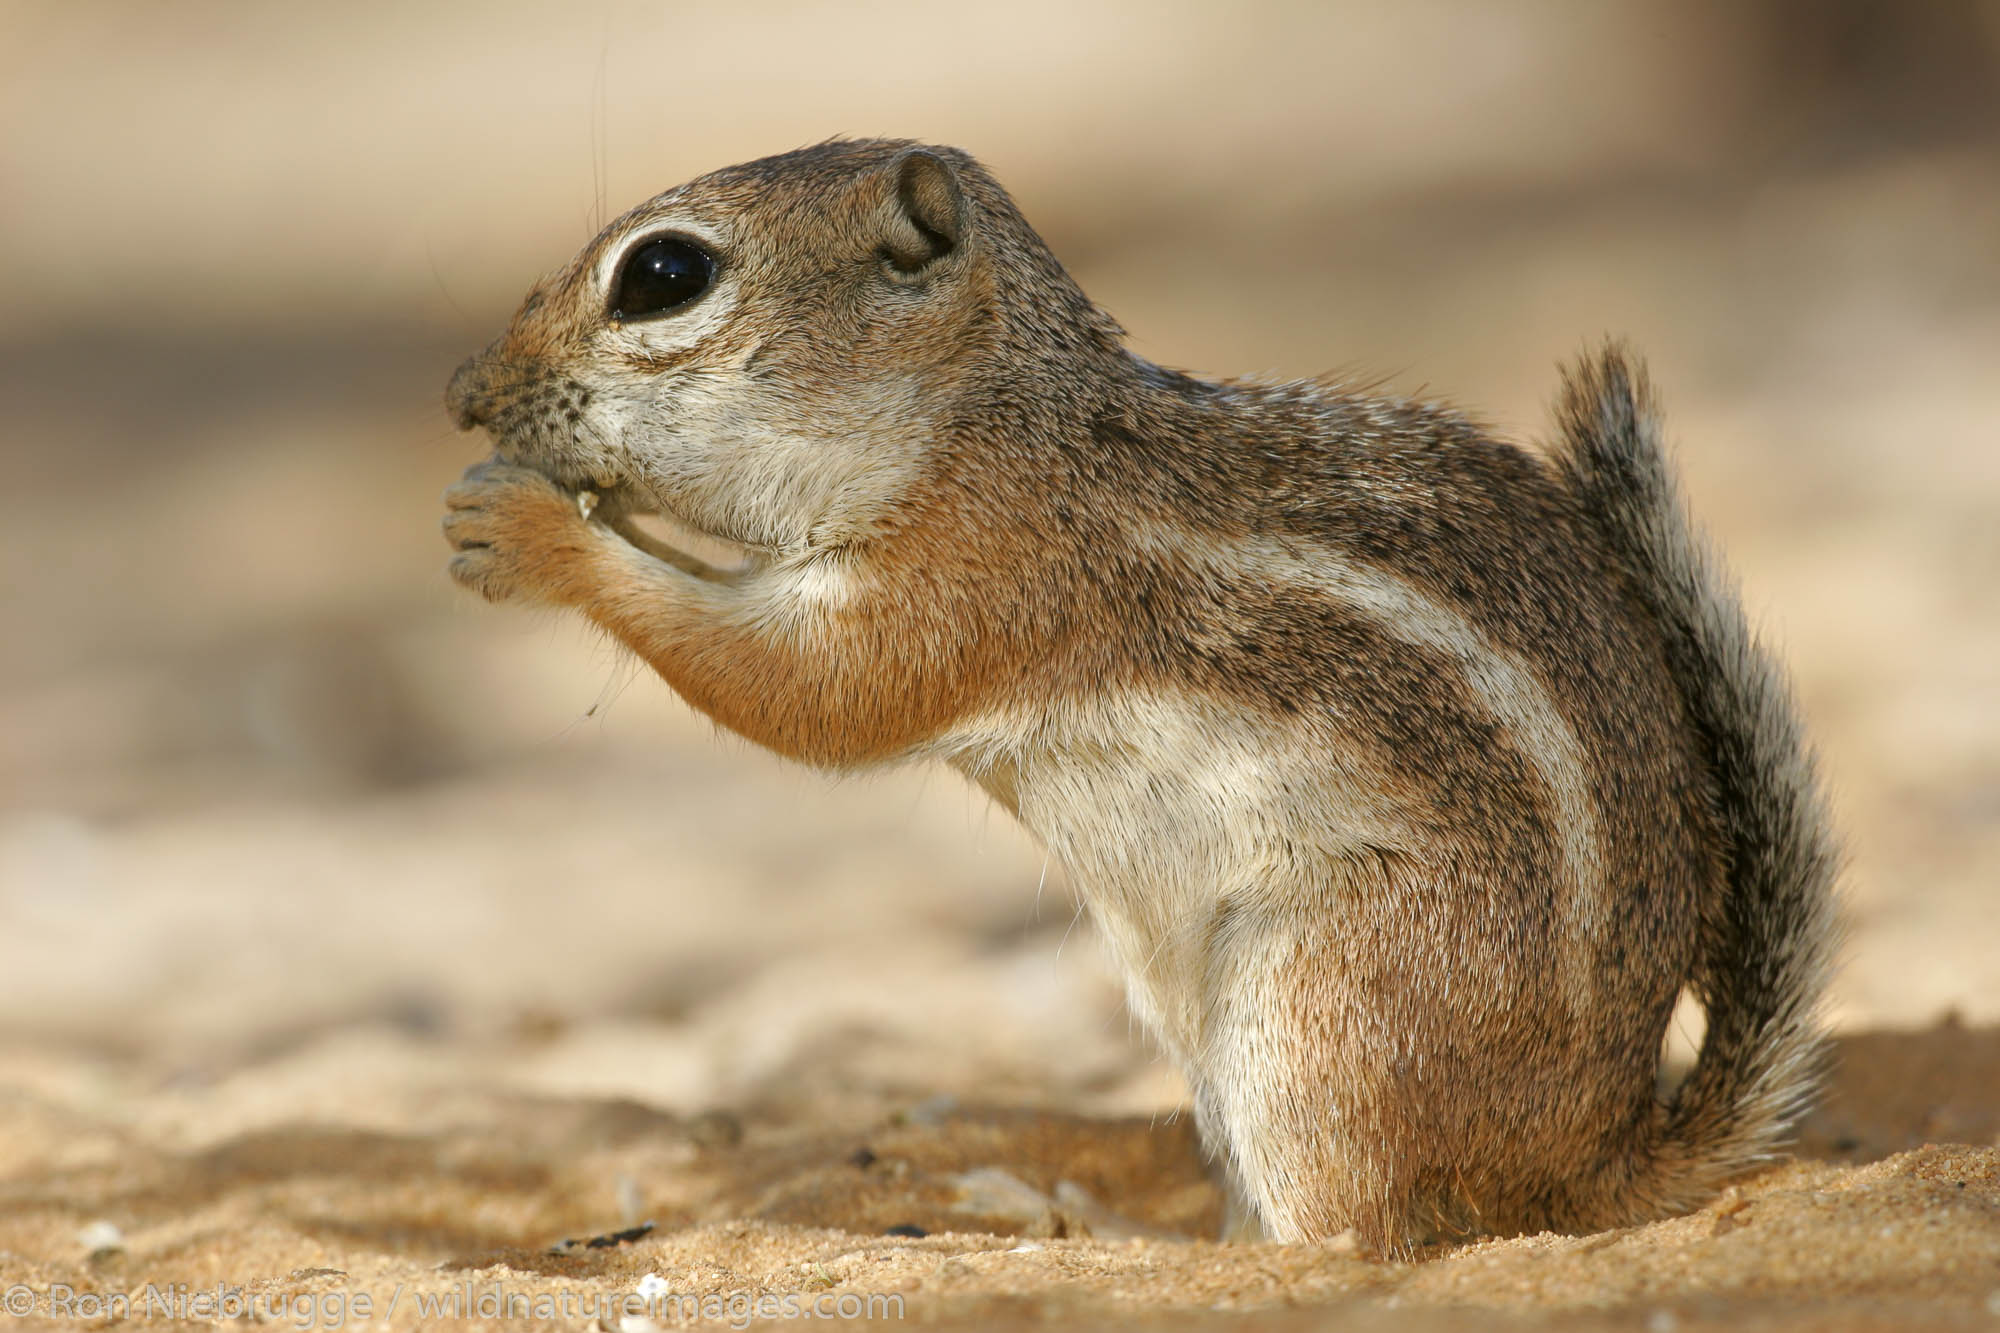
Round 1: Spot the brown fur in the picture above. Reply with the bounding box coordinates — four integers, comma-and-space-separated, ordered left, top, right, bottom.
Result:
441, 140, 1838, 1255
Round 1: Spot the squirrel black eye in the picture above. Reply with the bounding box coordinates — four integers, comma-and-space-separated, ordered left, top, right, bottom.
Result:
610, 237, 713, 322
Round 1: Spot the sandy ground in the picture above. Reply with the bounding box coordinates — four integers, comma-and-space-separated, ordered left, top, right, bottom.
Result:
0, 1027, 1996, 1329
3, 3, 1998, 1328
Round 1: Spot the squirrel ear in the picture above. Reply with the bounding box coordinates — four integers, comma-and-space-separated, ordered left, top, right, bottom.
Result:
882, 149, 965, 273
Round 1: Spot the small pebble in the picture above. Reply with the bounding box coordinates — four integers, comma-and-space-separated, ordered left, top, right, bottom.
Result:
77, 1220, 124, 1256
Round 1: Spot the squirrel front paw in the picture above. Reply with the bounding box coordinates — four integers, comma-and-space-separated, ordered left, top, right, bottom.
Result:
442, 461, 600, 605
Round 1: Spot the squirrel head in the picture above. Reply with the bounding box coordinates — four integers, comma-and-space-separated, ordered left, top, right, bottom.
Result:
446, 139, 1121, 556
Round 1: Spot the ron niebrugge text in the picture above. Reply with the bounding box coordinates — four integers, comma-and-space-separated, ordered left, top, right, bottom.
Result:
3, 1281, 906, 1328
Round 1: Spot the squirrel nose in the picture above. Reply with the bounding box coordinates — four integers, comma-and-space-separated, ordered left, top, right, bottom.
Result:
445, 354, 494, 431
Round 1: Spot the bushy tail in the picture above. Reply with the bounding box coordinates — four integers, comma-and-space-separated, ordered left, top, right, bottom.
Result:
1554, 345, 1840, 1199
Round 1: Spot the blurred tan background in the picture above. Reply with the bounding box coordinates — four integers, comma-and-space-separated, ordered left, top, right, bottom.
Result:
2, 0, 1997, 1122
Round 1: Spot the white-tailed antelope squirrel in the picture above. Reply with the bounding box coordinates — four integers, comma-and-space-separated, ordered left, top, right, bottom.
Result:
441, 140, 1839, 1256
